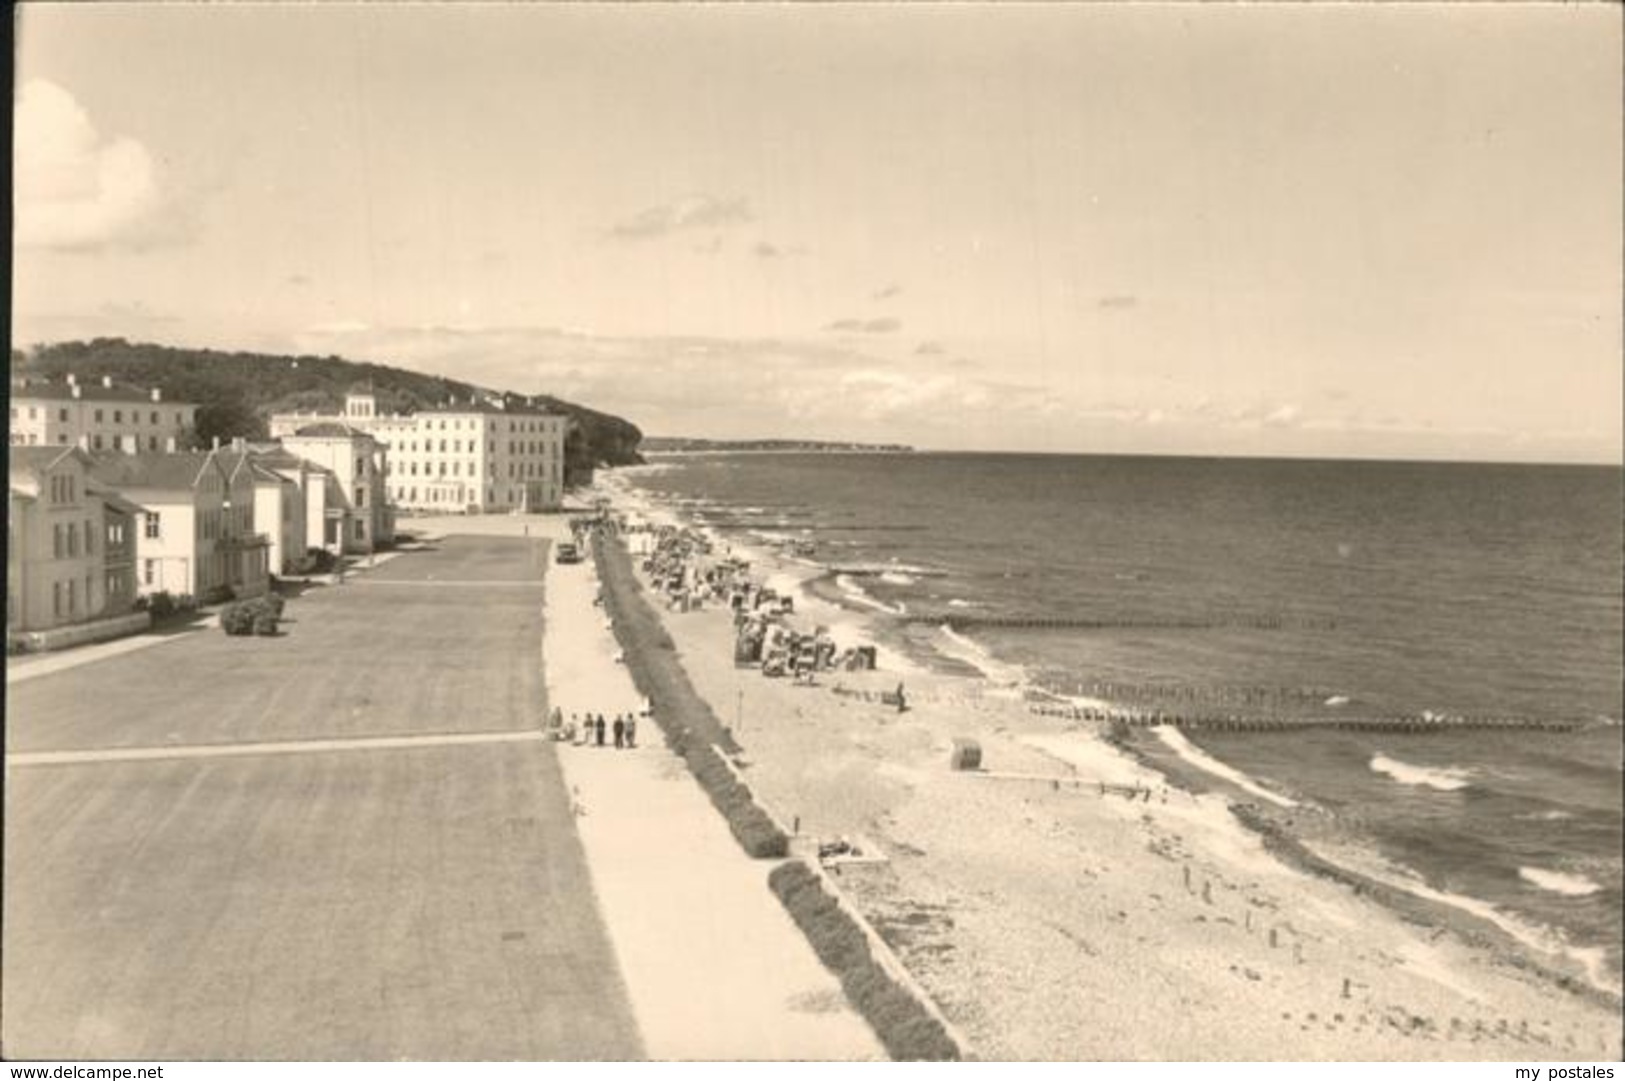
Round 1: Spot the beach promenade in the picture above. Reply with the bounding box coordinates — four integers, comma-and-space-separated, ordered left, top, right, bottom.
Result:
541, 535, 882, 1060
4, 535, 640, 1060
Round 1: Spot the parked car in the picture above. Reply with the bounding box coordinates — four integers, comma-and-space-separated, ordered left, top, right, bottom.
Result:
554, 542, 582, 564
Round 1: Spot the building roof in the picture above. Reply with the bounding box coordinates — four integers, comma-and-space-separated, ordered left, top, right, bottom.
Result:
289, 421, 373, 439
87, 451, 217, 493
11, 376, 194, 407
88, 487, 150, 517
7, 445, 87, 473
248, 446, 335, 475
416, 400, 566, 418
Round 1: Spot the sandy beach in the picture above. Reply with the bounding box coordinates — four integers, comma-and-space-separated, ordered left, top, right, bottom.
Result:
590, 481, 1623, 1062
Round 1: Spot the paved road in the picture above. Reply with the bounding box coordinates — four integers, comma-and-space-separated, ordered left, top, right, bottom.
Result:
4, 536, 644, 1060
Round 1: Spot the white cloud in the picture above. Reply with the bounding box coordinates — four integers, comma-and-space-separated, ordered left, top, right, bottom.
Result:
15, 80, 178, 252
607, 194, 754, 240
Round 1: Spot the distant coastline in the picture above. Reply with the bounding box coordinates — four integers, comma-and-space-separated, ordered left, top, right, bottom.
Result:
641, 438, 914, 455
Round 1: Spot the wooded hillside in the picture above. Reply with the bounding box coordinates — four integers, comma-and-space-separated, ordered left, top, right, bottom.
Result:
12, 339, 644, 481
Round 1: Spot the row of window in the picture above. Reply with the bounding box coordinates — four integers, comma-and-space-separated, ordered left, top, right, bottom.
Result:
386, 458, 561, 481
389, 439, 554, 457
48, 474, 78, 504
50, 573, 125, 619
11, 432, 168, 451
9, 406, 185, 426
52, 519, 96, 559
390, 484, 554, 506
414, 417, 558, 434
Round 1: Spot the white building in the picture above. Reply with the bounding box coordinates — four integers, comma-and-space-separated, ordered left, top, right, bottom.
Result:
270, 389, 569, 513
10, 374, 197, 453
87, 448, 271, 601
278, 423, 394, 552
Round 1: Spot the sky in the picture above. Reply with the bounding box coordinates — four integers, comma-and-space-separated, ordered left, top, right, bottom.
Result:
12, 3, 1622, 462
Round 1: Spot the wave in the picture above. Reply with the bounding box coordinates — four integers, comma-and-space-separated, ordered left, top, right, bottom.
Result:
934, 624, 1030, 687
834, 574, 907, 616
1519, 867, 1602, 897
1370, 753, 1473, 792
1152, 727, 1298, 808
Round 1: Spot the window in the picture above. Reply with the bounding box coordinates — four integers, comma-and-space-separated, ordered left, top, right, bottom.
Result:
144, 560, 155, 586
175, 412, 182, 425
114, 410, 123, 423
92, 434, 104, 450
67, 524, 78, 557
59, 408, 68, 422
145, 513, 161, 539
151, 411, 159, 424
53, 524, 64, 558
356, 457, 366, 475
53, 581, 63, 617
107, 573, 119, 597
149, 436, 158, 451
355, 486, 365, 507
84, 520, 94, 554
94, 409, 104, 423
67, 578, 76, 614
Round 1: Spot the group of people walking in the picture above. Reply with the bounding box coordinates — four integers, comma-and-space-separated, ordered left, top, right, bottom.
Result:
550, 707, 637, 749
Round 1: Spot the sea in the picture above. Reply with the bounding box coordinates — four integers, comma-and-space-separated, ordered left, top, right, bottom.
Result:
619, 451, 1624, 994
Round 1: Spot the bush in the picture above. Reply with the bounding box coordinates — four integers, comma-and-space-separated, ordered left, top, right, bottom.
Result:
292, 547, 335, 575
173, 593, 197, 613
262, 594, 286, 618
768, 861, 961, 1061
221, 597, 279, 638
143, 591, 177, 621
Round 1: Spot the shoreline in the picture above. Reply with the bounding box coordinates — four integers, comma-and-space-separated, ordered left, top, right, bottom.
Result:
596, 472, 1622, 1060
610, 471, 1623, 1004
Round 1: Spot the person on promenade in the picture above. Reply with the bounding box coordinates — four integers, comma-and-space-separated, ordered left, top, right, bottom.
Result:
595, 715, 607, 747
612, 715, 625, 749
625, 715, 637, 748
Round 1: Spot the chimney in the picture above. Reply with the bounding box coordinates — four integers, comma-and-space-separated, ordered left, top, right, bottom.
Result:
102, 375, 113, 388
150, 387, 162, 402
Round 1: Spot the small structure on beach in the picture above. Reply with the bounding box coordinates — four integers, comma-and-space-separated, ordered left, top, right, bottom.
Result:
949, 738, 982, 771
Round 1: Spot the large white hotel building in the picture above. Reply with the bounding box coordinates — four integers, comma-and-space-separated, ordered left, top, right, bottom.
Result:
269, 390, 570, 513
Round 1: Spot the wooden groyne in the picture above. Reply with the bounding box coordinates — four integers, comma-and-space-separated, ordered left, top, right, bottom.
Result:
1027, 704, 1586, 734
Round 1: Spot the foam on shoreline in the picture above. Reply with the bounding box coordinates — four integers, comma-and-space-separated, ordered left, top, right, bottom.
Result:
1152, 726, 1298, 808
